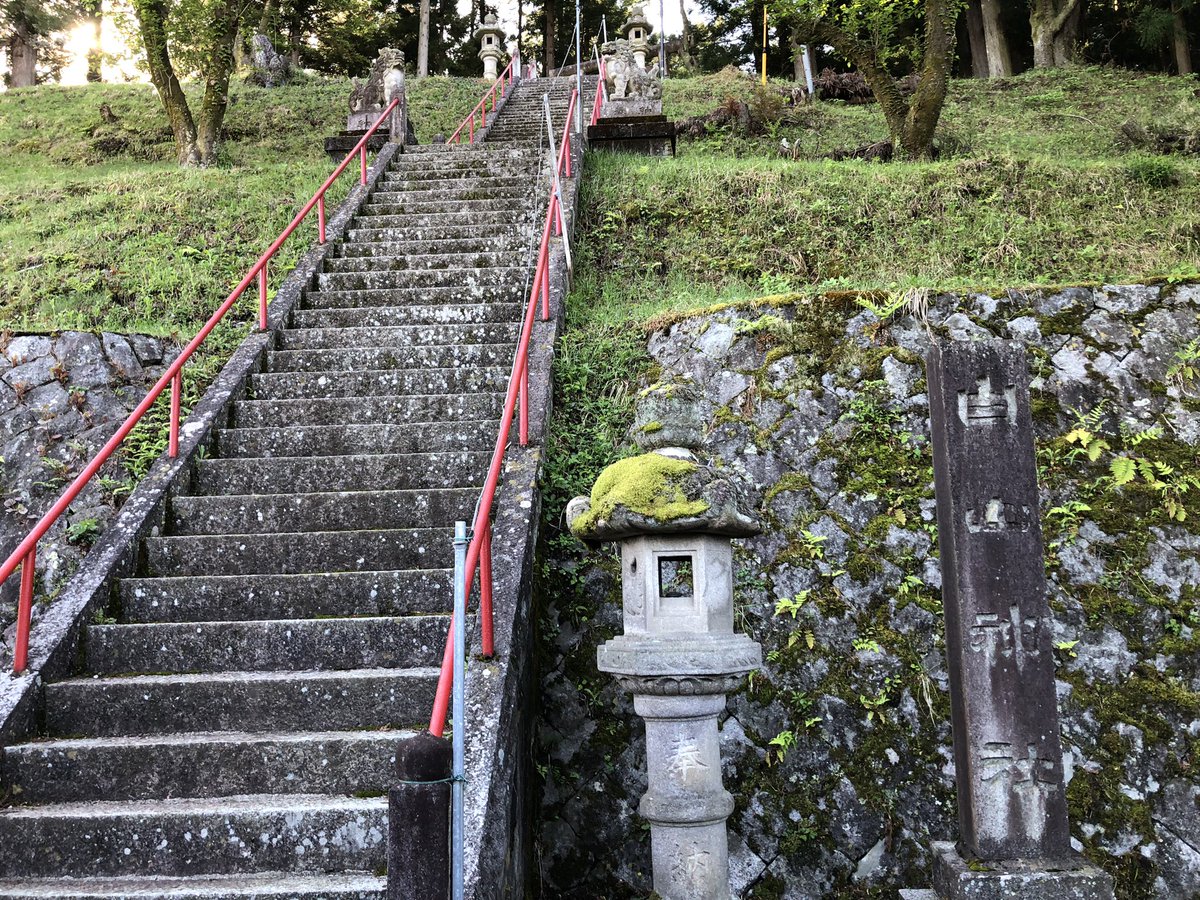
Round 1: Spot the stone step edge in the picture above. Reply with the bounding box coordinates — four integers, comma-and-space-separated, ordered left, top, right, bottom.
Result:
0, 872, 385, 898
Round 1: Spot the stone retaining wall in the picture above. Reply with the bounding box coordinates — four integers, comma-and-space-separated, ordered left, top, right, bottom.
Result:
0, 331, 178, 666
538, 283, 1200, 899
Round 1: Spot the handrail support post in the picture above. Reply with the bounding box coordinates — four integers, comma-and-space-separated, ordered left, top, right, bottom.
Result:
13, 549, 34, 674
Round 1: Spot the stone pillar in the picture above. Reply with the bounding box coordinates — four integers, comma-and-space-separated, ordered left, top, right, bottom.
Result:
475, 13, 506, 82
388, 733, 450, 900
567, 388, 761, 900
902, 339, 1114, 900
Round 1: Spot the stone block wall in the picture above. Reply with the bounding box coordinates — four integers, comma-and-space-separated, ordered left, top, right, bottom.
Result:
0, 332, 178, 666
537, 283, 1200, 899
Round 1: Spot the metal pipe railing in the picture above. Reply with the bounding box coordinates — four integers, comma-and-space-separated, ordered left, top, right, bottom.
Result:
428, 87, 580, 738
2, 97, 401, 675
448, 56, 519, 144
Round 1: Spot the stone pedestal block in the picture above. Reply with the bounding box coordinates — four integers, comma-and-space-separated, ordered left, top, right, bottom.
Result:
931, 843, 1115, 900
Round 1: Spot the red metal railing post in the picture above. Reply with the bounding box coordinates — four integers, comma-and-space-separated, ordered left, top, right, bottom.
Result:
469, 116, 475, 143
168, 370, 182, 458
258, 265, 268, 331
13, 549, 34, 673
565, 131, 572, 178
318, 195, 326, 244
360, 145, 367, 184
519, 361, 529, 445
480, 522, 494, 657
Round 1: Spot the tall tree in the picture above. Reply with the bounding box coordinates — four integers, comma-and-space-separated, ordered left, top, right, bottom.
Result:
678, 0, 698, 72
131, 0, 246, 166
543, 0, 554, 69
1029, 0, 1082, 66
1133, 0, 1194, 72
2, 0, 73, 86
792, 0, 961, 159
417, 0, 429, 74
83, 0, 103, 81
980, 0, 1012, 75
1173, 2, 1194, 72
964, 0, 988, 76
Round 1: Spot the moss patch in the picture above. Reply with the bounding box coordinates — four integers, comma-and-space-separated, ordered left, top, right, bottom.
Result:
571, 453, 710, 536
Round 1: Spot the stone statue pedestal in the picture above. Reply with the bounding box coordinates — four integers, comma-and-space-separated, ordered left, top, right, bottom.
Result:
926, 843, 1115, 900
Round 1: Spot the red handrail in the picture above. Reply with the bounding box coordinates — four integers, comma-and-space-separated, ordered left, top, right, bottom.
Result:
449, 56, 519, 144
3, 97, 400, 675
590, 61, 607, 126
429, 87, 581, 738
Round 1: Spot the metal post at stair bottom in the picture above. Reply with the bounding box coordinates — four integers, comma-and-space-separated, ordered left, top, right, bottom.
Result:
542, 93, 573, 302
575, 0, 583, 135
451, 520, 467, 900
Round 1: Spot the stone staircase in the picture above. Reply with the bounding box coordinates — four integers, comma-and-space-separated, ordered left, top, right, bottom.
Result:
0, 77, 589, 899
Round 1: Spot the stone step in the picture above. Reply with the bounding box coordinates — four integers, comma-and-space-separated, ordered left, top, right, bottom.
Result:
321, 251, 516, 273
247, 366, 510, 401
0, 794, 387, 879
84, 614, 448, 675
292, 303, 524, 329
276, 322, 518, 350
299, 284, 523, 309
266, 343, 514, 372
377, 175, 530, 191
335, 236, 525, 257
349, 211, 523, 229
193, 450, 490, 496
371, 186, 528, 204
217, 420, 497, 458
44, 667, 439, 737
232, 392, 504, 428
143, 524, 460, 577
343, 225, 528, 245
120, 569, 454, 623
314, 269, 525, 293
3, 729, 409, 804
358, 197, 520, 216
0, 872, 385, 899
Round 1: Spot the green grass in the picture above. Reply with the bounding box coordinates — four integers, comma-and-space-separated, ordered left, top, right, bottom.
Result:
0, 75, 490, 334
575, 66, 1200, 330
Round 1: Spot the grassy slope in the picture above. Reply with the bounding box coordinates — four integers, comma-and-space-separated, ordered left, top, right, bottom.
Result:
573, 66, 1200, 330
0, 75, 489, 334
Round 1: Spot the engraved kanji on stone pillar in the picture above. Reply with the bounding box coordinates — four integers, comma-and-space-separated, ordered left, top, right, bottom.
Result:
927, 339, 1071, 861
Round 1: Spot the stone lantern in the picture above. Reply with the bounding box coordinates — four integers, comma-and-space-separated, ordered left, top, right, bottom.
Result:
566, 383, 761, 900
619, 4, 652, 69
475, 13, 506, 81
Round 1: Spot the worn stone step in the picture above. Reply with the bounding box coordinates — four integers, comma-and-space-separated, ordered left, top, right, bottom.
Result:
293, 303, 524, 329
343, 225, 527, 245
217, 420, 496, 458
193, 450, 489, 496
276, 322, 518, 350
0, 794, 387, 878
144, 524, 461, 576
120, 569, 455, 623
84, 615, 448, 675
377, 175, 530, 191
359, 197, 520, 216
247, 366, 509, 401
322, 251, 517, 273
3, 729, 409, 804
335, 236, 525, 257
0, 872, 385, 899
371, 186, 528, 204
314, 269, 525, 293
44, 667, 438, 737
349, 211, 523, 229
299, 285, 523, 310
267, 342, 514, 372
216, 420, 496, 458
233, 392, 504, 428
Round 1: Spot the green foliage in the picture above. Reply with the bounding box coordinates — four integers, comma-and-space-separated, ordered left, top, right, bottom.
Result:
1167, 339, 1200, 388
65, 518, 101, 545
1124, 153, 1181, 188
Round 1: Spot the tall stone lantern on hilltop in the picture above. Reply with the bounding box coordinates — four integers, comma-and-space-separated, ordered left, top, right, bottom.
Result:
475, 13, 506, 81
567, 383, 762, 900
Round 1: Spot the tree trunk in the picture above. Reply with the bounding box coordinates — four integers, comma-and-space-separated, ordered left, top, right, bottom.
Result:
1030, 0, 1081, 68
544, 1, 556, 71
133, 0, 201, 164
979, 0, 1012, 76
965, 0, 988, 77
258, 0, 278, 36
417, 0, 431, 75
791, 23, 805, 81
8, 21, 37, 88
84, 0, 103, 82
194, 0, 242, 165
1174, 6, 1194, 74
678, 0, 697, 73
234, 27, 251, 70
1052, 0, 1081, 65
901, 0, 957, 157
